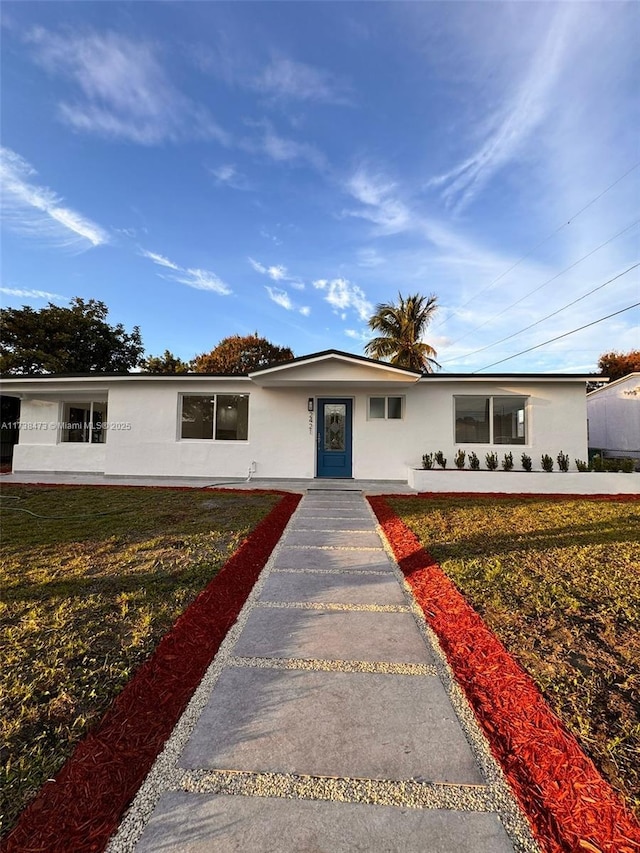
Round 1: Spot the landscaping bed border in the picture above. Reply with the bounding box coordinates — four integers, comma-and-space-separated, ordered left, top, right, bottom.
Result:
2, 488, 301, 853
368, 494, 640, 853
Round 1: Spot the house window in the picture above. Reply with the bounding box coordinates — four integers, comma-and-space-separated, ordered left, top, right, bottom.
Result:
368, 396, 404, 420
181, 395, 249, 441
62, 401, 107, 443
455, 396, 527, 444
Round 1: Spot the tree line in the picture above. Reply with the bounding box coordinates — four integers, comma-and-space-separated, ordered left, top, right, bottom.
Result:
0, 294, 638, 380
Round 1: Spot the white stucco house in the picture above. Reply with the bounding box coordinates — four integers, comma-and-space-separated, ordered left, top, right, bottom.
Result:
587, 373, 640, 460
1, 349, 596, 483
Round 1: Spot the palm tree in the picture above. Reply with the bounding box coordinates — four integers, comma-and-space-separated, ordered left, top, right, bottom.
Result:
365, 292, 440, 372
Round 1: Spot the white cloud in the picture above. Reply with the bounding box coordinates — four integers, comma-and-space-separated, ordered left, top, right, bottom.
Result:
256, 57, 350, 104
26, 27, 228, 145
141, 247, 231, 295
429, 7, 575, 210
0, 287, 67, 301
356, 247, 385, 268
344, 328, 369, 343
266, 286, 293, 310
243, 120, 325, 170
345, 169, 411, 234
140, 249, 180, 270
0, 147, 108, 249
175, 268, 231, 295
299, 306, 311, 317
313, 278, 372, 322
209, 163, 249, 190
249, 256, 304, 288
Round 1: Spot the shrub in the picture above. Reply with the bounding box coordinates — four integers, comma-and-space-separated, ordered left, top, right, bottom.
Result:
501, 452, 514, 471
541, 453, 554, 472
454, 449, 466, 470
469, 451, 480, 471
521, 453, 532, 472
485, 452, 499, 471
575, 459, 590, 472
557, 450, 570, 472
435, 450, 447, 470
422, 453, 434, 470
620, 457, 636, 473
591, 454, 604, 472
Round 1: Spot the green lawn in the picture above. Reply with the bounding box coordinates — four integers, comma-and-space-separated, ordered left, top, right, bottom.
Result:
389, 495, 640, 819
0, 484, 280, 837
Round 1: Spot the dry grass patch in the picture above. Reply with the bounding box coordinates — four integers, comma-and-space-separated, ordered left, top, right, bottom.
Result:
0, 484, 280, 837
389, 495, 640, 819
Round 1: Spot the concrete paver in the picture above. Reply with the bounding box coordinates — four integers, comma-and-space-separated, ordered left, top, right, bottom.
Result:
179, 666, 484, 783
134, 792, 517, 853
274, 546, 394, 571
259, 569, 407, 604
288, 516, 375, 531
232, 607, 434, 663
285, 530, 382, 548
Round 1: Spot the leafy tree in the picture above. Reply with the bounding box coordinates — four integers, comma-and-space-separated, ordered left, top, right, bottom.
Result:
193, 333, 294, 374
365, 292, 440, 372
0, 298, 144, 374
597, 350, 640, 382
141, 350, 193, 374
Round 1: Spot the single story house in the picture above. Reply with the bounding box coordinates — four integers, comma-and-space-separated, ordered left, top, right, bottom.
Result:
587, 373, 640, 460
2, 349, 595, 481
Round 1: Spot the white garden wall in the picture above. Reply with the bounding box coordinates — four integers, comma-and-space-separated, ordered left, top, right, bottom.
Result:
408, 468, 639, 495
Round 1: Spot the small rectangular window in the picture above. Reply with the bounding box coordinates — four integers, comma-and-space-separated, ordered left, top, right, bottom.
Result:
62, 402, 107, 443
369, 397, 386, 419
368, 396, 404, 420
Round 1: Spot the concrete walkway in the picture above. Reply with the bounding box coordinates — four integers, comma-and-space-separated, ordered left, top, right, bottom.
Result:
107, 491, 539, 853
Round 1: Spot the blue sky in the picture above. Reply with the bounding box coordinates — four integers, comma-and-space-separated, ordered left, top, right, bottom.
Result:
1, 1, 638, 373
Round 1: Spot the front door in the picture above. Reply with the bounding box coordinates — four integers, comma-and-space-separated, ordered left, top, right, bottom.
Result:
316, 398, 353, 478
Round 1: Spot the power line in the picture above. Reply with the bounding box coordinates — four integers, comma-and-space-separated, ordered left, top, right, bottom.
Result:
432, 160, 640, 330
473, 301, 640, 373
444, 217, 640, 348
441, 262, 639, 364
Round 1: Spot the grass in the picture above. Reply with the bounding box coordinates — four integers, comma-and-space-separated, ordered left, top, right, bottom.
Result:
0, 484, 281, 838
388, 495, 640, 820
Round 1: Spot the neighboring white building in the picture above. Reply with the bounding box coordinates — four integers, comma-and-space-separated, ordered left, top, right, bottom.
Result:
2, 350, 593, 481
587, 373, 640, 460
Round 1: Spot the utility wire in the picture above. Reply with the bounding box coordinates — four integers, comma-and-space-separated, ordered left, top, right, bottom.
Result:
441, 262, 639, 363
432, 160, 640, 331
444, 218, 640, 349
473, 301, 640, 373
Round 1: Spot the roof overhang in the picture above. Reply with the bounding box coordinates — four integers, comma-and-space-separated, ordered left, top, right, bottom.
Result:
248, 350, 422, 388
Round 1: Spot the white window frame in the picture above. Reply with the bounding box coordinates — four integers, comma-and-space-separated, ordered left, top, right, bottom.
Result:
178, 393, 250, 442
367, 395, 405, 420
60, 400, 108, 444
453, 395, 528, 445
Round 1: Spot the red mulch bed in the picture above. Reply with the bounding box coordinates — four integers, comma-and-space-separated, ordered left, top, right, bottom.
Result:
2, 491, 301, 853
368, 495, 640, 853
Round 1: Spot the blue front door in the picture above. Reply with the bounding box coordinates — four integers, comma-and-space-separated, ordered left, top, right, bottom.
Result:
316, 398, 353, 478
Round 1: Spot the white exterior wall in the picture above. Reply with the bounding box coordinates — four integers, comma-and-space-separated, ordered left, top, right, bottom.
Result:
587, 375, 640, 455
406, 379, 588, 472
13, 399, 107, 473
8, 374, 589, 479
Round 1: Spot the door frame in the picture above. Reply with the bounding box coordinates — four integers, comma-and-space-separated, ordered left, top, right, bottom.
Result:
315, 397, 353, 478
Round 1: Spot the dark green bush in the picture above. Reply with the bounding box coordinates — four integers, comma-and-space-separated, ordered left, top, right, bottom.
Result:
485, 452, 499, 471
454, 449, 466, 470
521, 453, 532, 472
469, 452, 480, 471
557, 450, 570, 472
541, 454, 554, 472
435, 450, 447, 470
502, 452, 514, 471
422, 453, 434, 470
